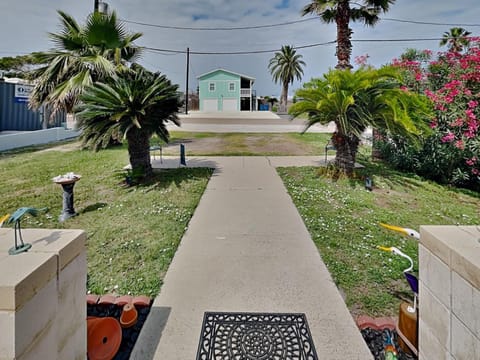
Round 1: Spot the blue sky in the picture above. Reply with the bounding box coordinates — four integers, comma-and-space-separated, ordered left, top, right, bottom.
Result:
0, 0, 479, 97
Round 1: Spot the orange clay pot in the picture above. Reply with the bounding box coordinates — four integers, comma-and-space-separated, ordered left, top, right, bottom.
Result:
120, 303, 138, 328
87, 317, 122, 360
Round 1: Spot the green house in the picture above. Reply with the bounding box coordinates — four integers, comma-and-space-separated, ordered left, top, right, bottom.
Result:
197, 69, 256, 112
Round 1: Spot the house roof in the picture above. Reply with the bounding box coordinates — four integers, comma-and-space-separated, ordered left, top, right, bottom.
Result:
197, 68, 255, 82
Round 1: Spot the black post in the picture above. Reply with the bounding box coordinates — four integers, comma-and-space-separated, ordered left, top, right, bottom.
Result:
185, 47, 189, 115
94, 0, 99, 12
60, 183, 78, 222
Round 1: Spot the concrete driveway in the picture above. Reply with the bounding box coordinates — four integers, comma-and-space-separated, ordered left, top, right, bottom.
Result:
169, 111, 336, 133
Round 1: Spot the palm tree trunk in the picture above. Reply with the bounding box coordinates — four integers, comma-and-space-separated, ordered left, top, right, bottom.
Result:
332, 132, 360, 176
335, 1, 353, 70
280, 82, 289, 113
126, 127, 153, 178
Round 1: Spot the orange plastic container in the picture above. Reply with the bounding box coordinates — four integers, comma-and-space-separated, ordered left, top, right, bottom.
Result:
87, 317, 122, 360
120, 303, 138, 328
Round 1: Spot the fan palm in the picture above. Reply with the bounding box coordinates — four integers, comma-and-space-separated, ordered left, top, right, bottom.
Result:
30, 10, 142, 115
440, 27, 471, 53
268, 45, 305, 112
289, 67, 432, 174
75, 65, 182, 177
302, 0, 395, 69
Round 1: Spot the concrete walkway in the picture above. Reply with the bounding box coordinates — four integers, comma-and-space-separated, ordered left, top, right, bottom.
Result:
131, 157, 372, 359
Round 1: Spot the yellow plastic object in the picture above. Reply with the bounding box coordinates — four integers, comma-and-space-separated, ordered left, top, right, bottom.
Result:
0, 214, 10, 227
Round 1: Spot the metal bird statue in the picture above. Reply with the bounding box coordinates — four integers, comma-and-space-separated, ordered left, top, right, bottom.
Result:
378, 245, 418, 313
5, 207, 48, 255
379, 223, 420, 240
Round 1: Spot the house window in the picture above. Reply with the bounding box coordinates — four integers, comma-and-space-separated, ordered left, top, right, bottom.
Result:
229, 82, 235, 91
209, 82, 215, 91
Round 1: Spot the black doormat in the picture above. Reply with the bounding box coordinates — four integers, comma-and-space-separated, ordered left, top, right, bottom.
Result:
196, 312, 318, 360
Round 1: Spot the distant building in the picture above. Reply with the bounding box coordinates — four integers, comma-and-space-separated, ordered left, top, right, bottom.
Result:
197, 69, 256, 112
0, 77, 65, 131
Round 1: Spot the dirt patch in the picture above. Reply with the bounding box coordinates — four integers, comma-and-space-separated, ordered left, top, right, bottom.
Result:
244, 134, 311, 155
162, 137, 227, 155
37, 142, 81, 153
163, 134, 317, 155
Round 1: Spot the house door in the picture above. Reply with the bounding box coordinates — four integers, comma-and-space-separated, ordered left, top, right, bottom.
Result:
222, 98, 238, 111
203, 99, 218, 111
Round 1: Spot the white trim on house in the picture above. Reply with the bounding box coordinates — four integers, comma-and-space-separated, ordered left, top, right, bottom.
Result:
197, 68, 255, 83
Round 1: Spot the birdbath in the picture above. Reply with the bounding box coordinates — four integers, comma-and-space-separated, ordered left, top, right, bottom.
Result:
52, 173, 81, 222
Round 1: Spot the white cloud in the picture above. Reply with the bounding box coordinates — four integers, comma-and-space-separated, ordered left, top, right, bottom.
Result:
1, 0, 479, 97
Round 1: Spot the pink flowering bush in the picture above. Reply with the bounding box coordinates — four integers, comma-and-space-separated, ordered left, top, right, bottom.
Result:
379, 40, 480, 190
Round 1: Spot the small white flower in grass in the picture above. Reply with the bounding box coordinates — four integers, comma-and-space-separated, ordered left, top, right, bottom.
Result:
114, 285, 119, 290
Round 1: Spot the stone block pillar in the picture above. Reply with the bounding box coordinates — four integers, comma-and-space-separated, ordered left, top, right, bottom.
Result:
0, 228, 86, 360
419, 226, 480, 360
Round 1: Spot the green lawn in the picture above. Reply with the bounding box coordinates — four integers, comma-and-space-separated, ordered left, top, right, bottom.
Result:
2, 136, 478, 317
278, 160, 480, 316
0, 144, 212, 296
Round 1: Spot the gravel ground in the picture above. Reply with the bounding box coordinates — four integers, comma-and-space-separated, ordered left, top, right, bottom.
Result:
362, 328, 417, 360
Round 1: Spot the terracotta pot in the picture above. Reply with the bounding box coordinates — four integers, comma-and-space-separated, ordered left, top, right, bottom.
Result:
87, 317, 122, 360
120, 303, 138, 328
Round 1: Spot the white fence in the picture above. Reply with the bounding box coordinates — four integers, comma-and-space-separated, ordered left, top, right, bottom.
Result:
0, 127, 80, 151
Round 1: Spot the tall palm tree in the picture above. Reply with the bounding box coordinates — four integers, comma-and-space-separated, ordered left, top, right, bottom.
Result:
289, 67, 432, 174
440, 27, 471, 53
30, 10, 142, 115
268, 45, 305, 112
75, 65, 182, 177
302, 0, 395, 69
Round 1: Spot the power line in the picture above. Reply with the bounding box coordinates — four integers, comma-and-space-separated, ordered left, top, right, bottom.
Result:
352, 37, 445, 42
122, 15, 480, 32
143, 35, 462, 56
122, 17, 317, 31
143, 40, 336, 55
382, 18, 480, 27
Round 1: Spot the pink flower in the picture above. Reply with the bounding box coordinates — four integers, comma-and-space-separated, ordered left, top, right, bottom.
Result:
468, 100, 478, 109
472, 168, 480, 176
466, 109, 477, 121
450, 118, 464, 127
466, 157, 477, 166
454, 140, 465, 150
441, 133, 455, 143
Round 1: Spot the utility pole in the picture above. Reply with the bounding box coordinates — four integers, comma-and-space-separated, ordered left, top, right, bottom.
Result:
185, 47, 190, 115
94, 0, 99, 12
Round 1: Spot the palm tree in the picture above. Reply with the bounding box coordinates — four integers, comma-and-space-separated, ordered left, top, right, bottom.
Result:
289, 67, 432, 175
440, 27, 471, 53
268, 45, 305, 113
302, 0, 395, 69
30, 10, 142, 115
75, 65, 182, 178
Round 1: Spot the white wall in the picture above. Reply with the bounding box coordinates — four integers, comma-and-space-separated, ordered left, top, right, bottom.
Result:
0, 128, 80, 151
